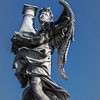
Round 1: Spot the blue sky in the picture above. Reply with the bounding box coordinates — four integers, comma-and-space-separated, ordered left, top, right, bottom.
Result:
0, 0, 100, 100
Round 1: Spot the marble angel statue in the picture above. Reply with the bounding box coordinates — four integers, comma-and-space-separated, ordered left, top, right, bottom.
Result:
11, 0, 75, 100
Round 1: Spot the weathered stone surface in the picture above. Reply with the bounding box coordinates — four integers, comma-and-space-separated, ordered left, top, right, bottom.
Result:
11, 0, 75, 100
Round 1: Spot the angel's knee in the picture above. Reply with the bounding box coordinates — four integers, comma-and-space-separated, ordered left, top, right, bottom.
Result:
31, 77, 42, 94
30, 77, 50, 100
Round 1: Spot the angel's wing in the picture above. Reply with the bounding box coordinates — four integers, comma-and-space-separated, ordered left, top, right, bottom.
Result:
50, 1, 75, 80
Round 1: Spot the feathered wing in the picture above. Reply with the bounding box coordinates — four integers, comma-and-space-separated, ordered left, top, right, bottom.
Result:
51, 1, 75, 80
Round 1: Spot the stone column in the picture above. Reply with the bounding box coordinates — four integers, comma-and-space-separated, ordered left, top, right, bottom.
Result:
19, 4, 38, 34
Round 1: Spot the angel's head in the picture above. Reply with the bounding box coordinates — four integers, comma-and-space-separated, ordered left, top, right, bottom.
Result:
38, 7, 53, 24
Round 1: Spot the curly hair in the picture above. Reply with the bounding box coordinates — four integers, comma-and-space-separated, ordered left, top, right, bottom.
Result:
38, 7, 53, 22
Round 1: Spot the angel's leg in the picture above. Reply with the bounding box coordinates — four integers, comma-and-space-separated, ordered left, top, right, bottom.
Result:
30, 76, 50, 100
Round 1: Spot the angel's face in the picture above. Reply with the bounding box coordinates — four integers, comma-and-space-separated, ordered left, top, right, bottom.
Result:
39, 11, 53, 23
